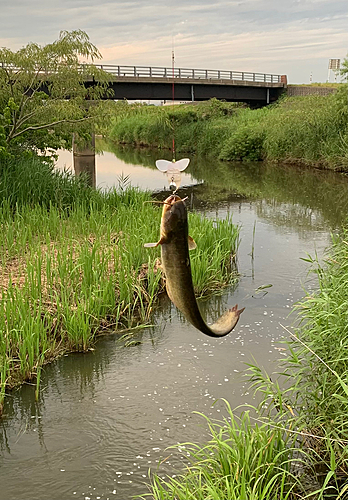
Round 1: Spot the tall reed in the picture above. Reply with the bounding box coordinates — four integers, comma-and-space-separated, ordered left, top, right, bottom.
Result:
142, 401, 309, 500
248, 226, 348, 495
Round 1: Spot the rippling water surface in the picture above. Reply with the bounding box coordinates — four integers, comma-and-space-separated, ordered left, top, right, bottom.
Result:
1, 144, 347, 500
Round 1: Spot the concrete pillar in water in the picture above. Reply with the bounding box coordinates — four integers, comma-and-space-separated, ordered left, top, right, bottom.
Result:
73, 133, 96, 188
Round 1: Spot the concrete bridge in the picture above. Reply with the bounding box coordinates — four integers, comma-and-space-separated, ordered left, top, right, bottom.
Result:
86, 64, 287, 106
1, 61, 287, 106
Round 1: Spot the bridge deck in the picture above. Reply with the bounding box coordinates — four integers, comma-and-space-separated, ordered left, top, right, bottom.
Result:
87, 74, 285, 89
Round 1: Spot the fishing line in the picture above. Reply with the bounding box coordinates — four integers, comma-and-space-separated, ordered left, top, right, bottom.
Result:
154, 39, 190, 192
171, 39, 176, 162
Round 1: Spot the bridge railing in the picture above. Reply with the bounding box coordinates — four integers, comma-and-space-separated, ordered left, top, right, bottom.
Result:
1, 62, 282, 84
94, 64, 282, 83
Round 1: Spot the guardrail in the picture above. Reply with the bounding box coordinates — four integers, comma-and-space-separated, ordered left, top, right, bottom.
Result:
1, 62, 283, 84
94, 64, 282, 83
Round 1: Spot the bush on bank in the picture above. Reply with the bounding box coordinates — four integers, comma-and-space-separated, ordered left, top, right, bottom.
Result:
109, 89, 348, 170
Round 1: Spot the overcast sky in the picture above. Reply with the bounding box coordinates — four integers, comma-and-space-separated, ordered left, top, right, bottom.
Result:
1, 0, 347, 83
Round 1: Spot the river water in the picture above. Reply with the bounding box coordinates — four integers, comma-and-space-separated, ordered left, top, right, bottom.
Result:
0, 144, 347, 500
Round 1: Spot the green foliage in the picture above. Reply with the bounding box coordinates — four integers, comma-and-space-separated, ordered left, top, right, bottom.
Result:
220, 124, 265, 160
248, 227, 348, 495
142, 402, 307, 500
0, 156, 93, 207
340, 53, 348, 80
291, 231, 348, 436
263, 94, 347, 168
0, 124, 8, 158
110, 103, 172, 148
109, 92, 348, 170
189, 214, 240, 295
0, 30, 112, 154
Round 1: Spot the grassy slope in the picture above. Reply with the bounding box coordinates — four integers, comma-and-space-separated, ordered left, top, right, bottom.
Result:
109, 91, 348, 171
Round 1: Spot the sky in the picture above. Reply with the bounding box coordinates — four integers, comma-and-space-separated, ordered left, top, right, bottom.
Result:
1, 0, 348, 84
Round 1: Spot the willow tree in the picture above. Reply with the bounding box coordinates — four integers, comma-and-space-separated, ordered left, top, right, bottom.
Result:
0, 30, 112, 155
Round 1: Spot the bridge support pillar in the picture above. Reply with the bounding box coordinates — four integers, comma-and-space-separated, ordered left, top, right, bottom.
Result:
191, 85, 195, 102
73, 133, 96, 188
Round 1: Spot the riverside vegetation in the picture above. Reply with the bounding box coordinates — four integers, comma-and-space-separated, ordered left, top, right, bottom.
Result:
0, 156, 240, 414
109, 86, 348, 171
142, 228, 348, 499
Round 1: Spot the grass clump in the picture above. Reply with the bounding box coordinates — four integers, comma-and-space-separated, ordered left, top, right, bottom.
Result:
141, 402, 308, 500
0, 156, 240, 414
0, 155, 93, 208
262, 93, 347, 168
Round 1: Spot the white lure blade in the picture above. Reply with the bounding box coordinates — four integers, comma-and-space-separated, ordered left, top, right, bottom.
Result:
155, 158, 190, 173
174, 158, 190, 171
155, 159, 171, 172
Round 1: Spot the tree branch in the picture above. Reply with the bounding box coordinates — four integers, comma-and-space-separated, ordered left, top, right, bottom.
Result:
7, 117, 92, 142
15, 109, 39, 129
17, 65, 44, 123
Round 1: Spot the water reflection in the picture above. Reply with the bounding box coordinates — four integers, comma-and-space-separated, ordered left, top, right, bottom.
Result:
185, 159, 348, 230
59, 139, 348, 231
72, 133, 96, 187
57, 138, 198, 192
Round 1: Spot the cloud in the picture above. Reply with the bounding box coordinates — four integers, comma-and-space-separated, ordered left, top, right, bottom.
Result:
98, 23, 348, 83
0, 0, 347, 83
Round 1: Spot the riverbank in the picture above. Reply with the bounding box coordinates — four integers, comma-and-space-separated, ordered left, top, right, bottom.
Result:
109, 90, 348, 172
142, 226, 348, 499
0, 157, 240, 413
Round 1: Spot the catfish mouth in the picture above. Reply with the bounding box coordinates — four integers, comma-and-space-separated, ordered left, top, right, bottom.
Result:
162, 194, 182, 215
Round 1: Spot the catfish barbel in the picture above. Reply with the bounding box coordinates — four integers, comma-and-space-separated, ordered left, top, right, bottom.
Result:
145, 194, 244, 338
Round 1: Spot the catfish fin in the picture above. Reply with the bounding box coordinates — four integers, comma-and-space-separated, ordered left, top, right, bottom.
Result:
144, 236, 167, 248
144, 242, 159, 248
188, 235, 197, 250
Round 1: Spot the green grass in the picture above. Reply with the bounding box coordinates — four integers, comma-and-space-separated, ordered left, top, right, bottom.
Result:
189, 214, 240, 295
108, 90, 348, 171
141, 402, 310, 500
0, 156, 240, 414
0, 155, 94, 207
248, 226, 348, 496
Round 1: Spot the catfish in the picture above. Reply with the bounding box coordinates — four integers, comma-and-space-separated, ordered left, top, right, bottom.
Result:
145, 195, 244, 337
